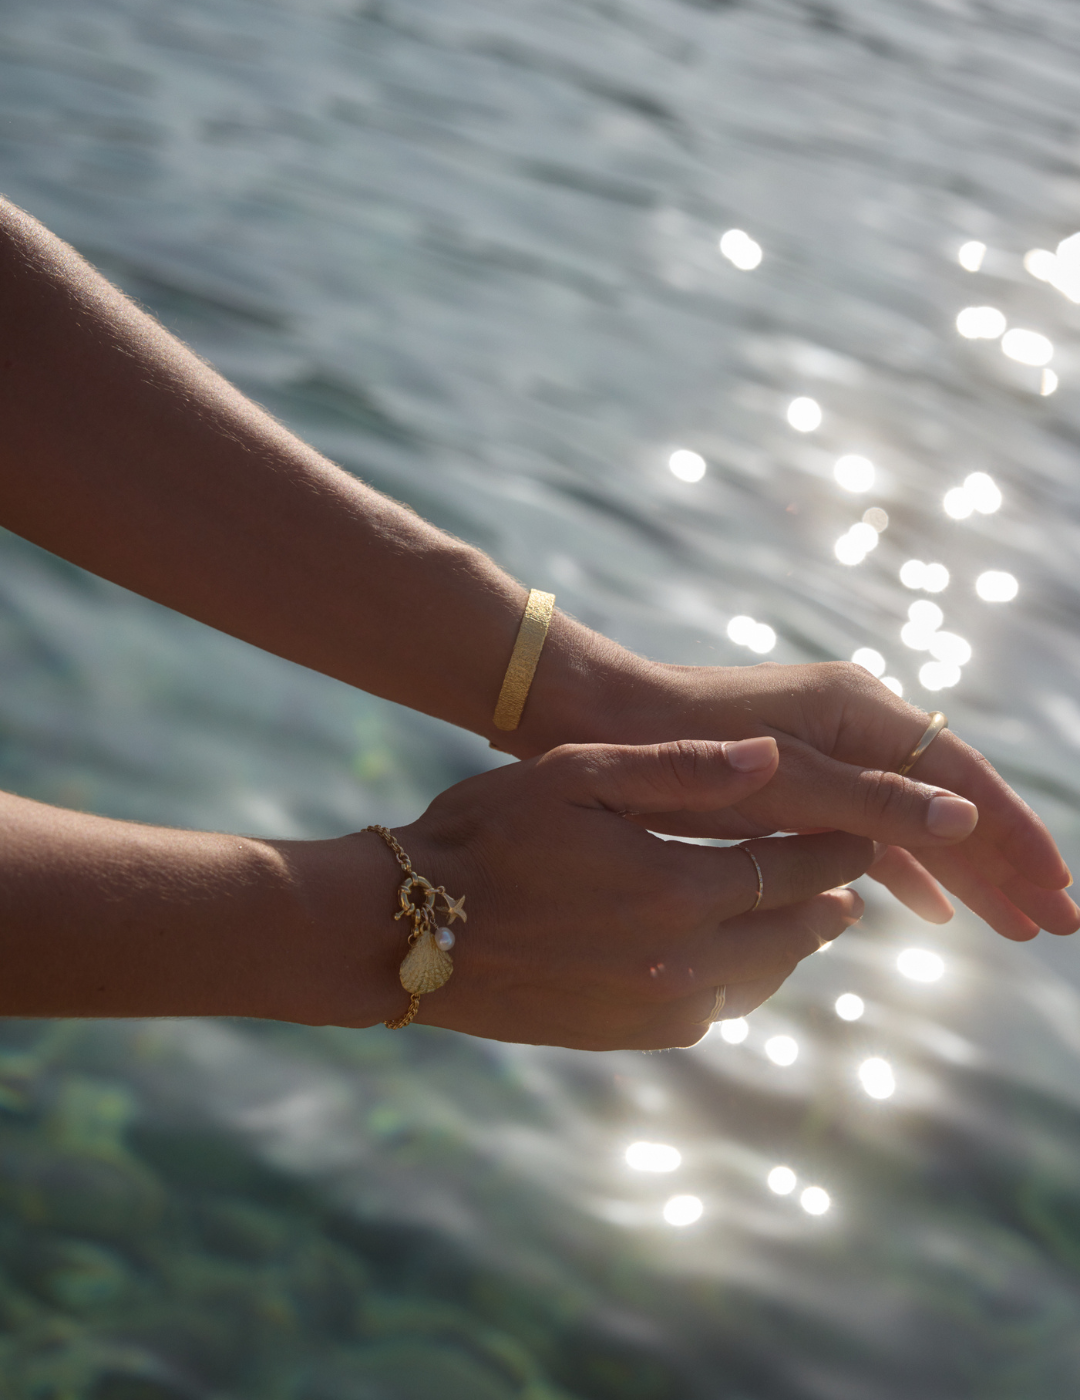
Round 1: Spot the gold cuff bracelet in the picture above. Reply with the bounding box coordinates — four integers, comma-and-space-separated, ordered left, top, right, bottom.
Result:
493, 589, 556, 732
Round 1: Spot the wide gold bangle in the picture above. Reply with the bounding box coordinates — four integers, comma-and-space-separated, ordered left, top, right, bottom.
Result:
365, 825, 467, 1030
493, 589, 555, 732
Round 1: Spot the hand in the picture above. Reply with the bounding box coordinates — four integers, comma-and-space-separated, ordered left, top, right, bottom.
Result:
379, 737, 869, 1049
552, 659, 1077, 942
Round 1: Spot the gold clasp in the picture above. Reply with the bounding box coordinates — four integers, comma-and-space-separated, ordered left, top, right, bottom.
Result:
395, 874, 437, 924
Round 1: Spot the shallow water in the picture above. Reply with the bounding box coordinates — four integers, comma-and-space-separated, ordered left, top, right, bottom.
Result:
3, 0, 1080, 1395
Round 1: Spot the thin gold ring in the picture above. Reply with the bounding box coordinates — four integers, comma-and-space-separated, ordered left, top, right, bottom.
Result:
740, 843, 765, 913
709, 986, 727, 1021
898, 712, 948, 777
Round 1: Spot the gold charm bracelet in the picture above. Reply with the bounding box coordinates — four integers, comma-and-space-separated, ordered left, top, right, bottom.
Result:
364, 825, 467, 1029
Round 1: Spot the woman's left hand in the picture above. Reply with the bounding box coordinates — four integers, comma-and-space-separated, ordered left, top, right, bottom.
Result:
521, 655, 1078, 942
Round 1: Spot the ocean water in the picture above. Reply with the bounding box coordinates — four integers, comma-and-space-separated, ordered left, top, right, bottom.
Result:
3, 0, 1080, 1395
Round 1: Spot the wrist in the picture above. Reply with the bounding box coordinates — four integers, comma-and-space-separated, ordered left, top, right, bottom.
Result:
498, 611, 663, 758
263, 832, 405, 1028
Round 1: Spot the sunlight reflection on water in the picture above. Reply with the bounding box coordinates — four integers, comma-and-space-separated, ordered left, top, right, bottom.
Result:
3, 0, 1080, 1394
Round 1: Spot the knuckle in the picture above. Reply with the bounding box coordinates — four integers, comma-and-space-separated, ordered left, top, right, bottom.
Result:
822, 659, 869, 692
655, 739, 711, 795
858, 768, 912, 823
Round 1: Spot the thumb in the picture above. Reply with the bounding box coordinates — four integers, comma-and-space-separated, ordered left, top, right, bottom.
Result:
548, 737, 779, 815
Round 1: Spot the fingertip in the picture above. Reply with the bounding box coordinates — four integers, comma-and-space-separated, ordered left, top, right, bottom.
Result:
926, 794, 979, 841
1047, 899, 1080, 936
724, 736, 779, 773
836, 887, 865, 923
1001, 925, 1041, 943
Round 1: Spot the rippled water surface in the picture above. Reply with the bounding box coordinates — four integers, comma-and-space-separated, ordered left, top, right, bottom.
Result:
4, 1, 1080, 1396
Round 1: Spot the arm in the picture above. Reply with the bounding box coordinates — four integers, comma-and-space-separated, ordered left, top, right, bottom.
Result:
0, 198, 1072, 940
0, 196, 615, 753
0, 740, 868, 1045
0, 788, 399, 1024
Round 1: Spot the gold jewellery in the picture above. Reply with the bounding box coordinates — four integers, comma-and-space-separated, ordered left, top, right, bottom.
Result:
898, 711, 948, 776
365, 825, 467, 1030
493, 589, 556, 732
739, 842, 765, 913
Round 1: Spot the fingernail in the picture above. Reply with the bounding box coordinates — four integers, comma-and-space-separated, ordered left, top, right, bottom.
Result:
725, 736, 777, 772
927, 794, 979, 840
1067, 867, 1074, 890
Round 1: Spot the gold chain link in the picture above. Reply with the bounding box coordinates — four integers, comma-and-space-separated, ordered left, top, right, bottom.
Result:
365, 824, 414, 876
364, 825, 465, 1031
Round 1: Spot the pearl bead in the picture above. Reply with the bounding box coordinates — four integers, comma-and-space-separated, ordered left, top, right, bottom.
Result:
434, 926, 455, 951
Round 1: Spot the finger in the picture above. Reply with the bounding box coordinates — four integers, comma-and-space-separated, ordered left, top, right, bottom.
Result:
911, 730, 1071, 890
921, 828, 1080, 935
633, 732, 979, 850
912, 846, 1041, 942
683, 829, 874, 920
719, 971, 789, 1021
636, 951, 821, 1049
764, 737, 980, 846
906, 846, 1080, 936
550, 737, 779, 815
867, 845, 954, 924
997, 871, 1080, 935
683, 887, 864, 986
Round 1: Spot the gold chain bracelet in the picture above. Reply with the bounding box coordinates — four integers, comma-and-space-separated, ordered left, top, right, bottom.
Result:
365, 825, 467, 1030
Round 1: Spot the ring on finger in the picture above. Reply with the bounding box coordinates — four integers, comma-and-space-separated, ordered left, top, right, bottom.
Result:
898, 711, 948, 776
739, 842, 765, 912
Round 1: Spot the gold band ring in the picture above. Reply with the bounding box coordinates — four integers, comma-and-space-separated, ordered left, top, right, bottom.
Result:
709, 986, 727, 1021
897, 712, 948, 777
739, 843, 765, 913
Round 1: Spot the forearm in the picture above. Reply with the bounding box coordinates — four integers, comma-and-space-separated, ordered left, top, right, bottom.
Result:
0, 198, 639, 754
0, 789, 400, 1023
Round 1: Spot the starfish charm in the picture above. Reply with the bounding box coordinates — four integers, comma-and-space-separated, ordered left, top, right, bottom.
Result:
441, 892, 468, 925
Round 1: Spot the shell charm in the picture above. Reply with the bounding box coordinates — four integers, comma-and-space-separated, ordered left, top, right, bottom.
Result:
364, 825, 467, 1030
399, 927, 454, 994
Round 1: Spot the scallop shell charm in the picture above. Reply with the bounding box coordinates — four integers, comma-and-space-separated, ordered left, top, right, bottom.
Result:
399, 928, 454, 995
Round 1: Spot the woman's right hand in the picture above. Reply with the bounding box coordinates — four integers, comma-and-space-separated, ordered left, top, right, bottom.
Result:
353, 737, 871, 1050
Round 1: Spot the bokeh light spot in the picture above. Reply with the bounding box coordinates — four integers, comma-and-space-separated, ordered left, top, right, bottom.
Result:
965, 472, 1002, 513
1002, 328, 1053, 366
956, 306, 1006, 339
858, 1058, 895, 1100
663, 1195, 703, 1227
835, 993, 865, 1021
787, 397, 822, 432
898, 948, 944, 982
719, 229, 763, 270
765, 1035, 798, 1067
626, 1141, 681, 1173
800, 1187, 831, 1215
669, 449, 706, 482
976, 571, 1018, 602
919, 660, 961, 690
768, 1166, 797, 1195
852, 648, 885, 677
834, 454, 875, 492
